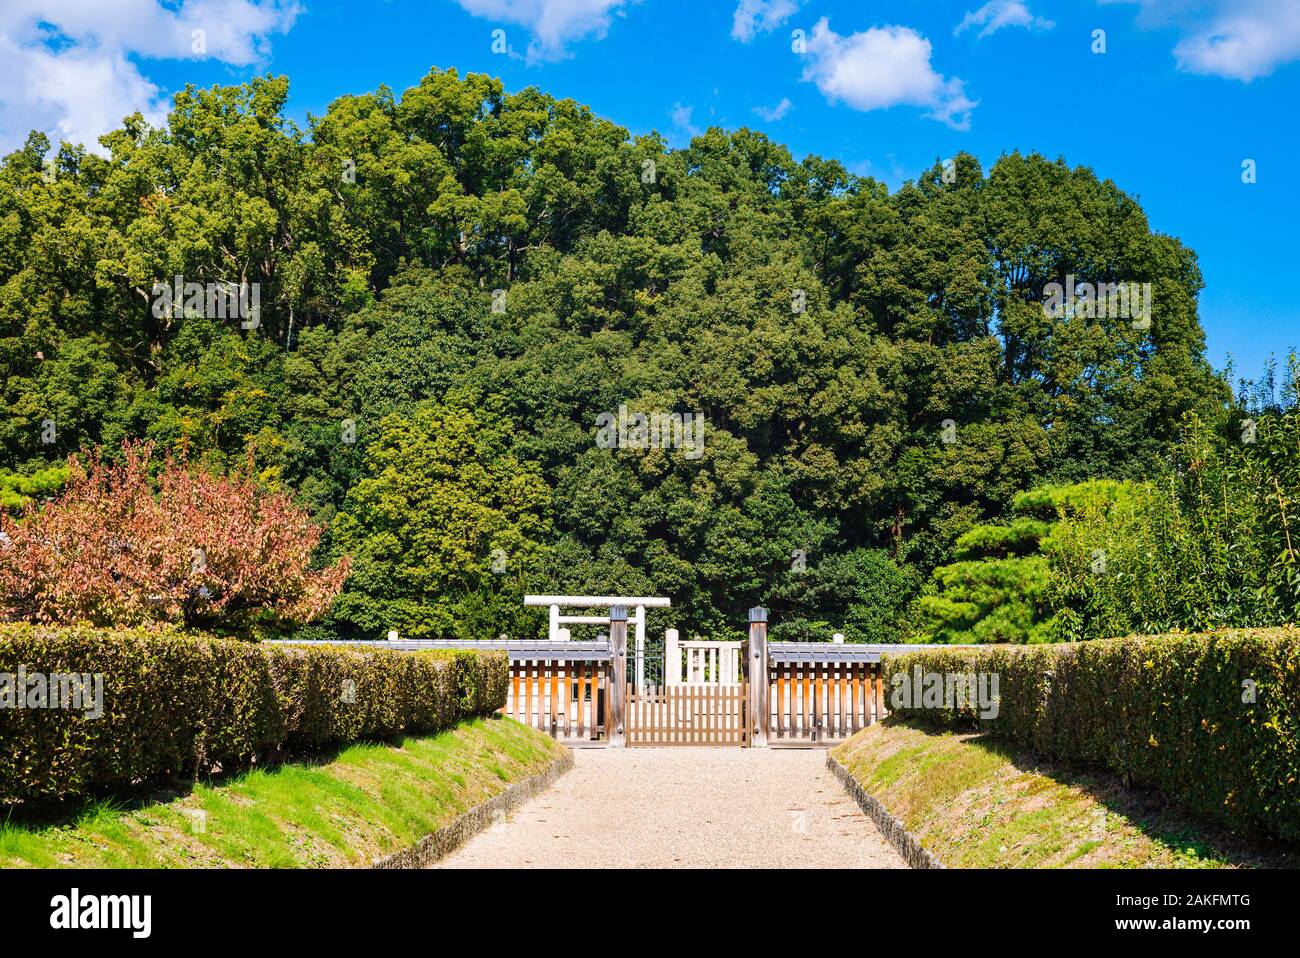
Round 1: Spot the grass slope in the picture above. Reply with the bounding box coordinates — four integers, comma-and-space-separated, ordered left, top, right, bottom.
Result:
1, 717, 565, 868
831, 720, 1295, 869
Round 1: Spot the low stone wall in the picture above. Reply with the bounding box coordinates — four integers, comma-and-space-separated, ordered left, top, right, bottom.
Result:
370, 748, 575, 868
826, 752, 944, 869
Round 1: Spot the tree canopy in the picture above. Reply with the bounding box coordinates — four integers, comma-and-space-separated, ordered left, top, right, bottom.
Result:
0, 68, 1233, 639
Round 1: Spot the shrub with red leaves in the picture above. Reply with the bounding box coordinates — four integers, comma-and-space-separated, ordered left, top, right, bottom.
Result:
0, 442, 350, 634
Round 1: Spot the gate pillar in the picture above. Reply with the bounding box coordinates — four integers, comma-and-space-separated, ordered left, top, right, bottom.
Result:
608, 606, 628, 747
747, 607, 769, 747
664, 628, 681, 685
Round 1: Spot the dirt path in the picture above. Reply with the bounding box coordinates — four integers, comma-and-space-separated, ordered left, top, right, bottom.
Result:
436, 747, 904, 869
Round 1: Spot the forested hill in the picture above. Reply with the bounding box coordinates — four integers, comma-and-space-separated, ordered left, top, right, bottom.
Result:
0, 68, 1230, 641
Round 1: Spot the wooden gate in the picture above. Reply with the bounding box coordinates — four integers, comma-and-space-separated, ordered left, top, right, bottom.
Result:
626, 684, 749, 746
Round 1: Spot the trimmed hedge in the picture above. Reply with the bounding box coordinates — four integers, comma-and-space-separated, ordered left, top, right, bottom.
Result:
881, 629, 1300, 840
0, 625, 508, 805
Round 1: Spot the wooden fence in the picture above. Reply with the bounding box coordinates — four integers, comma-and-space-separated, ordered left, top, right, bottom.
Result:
270, 620, 942, 749
740, 611, 900, 748
506, 658, 607, 743
767, 659, 884, 745
490, 620, 896, 748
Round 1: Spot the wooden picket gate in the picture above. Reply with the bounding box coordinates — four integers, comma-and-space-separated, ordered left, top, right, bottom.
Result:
626, 684, 749, 746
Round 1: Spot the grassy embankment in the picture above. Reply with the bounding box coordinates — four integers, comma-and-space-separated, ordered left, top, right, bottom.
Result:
1, 717, 564, 868
832, 721, 1296, 869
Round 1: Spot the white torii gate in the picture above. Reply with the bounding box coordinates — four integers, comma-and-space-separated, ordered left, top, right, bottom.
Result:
524, 594, 670, 689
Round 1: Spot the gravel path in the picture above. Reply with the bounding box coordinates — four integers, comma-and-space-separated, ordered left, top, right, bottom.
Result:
436, 747, 904, 869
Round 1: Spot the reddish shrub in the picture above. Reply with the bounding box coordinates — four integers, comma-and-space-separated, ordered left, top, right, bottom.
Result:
0, 442, 350, 633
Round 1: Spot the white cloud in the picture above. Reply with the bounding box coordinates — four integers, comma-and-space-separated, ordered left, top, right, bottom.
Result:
669, 102, 700, 139
800, 18, 978, 130
0, 0, 300, 155
453, 0, 634, 62
731, 0, 801, 43
752, 96, 792, 121
1103, 0, 1300, 81
955, 1, 1054, 39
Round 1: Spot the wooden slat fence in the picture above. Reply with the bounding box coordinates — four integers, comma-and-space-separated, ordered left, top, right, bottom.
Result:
506, 658, 607, 742
270, 628, 968, 750
768, 660, 884, 745
267, 629, 980, 752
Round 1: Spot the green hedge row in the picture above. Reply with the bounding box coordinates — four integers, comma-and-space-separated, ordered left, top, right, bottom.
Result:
881, 629, 1300, 840
0, 625, 508, 804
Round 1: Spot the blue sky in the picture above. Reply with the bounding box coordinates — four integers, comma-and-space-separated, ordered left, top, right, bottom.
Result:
2, 0, 1297, 379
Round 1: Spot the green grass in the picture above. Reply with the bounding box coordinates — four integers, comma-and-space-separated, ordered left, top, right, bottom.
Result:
831, 720, 1296, 869
1, 717, 565, 868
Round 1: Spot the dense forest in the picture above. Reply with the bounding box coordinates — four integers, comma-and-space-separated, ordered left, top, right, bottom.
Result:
1, 68, 1291, 643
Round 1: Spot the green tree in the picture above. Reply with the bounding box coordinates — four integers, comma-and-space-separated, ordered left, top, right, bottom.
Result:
330, 400, 552, 639
917, 480, 1136, 643
768, 548, 923, 643
1045, 414, 1299, 640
